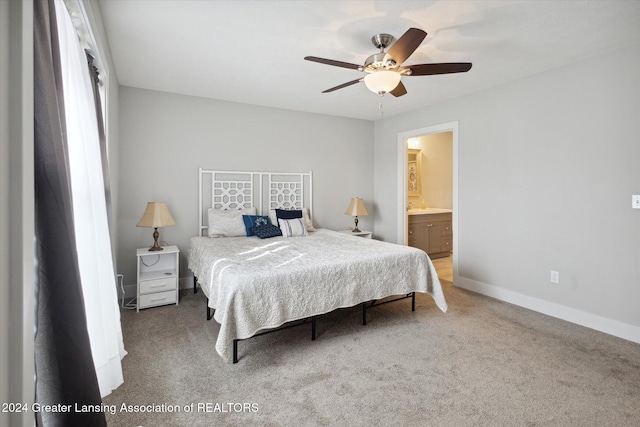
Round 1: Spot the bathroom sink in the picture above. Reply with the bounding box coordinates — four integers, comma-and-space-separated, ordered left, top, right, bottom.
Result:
407, 208, 452, 215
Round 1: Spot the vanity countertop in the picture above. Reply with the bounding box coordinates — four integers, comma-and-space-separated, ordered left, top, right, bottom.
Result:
407, 208, 452, 215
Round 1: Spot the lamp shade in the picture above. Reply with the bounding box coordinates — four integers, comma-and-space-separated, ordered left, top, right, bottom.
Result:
363, 71, 401, 94
136, 202, 176, 228
344, 198, 369, 217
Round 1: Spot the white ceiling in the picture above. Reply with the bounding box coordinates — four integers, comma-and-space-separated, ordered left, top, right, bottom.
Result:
98, 0, 640, 121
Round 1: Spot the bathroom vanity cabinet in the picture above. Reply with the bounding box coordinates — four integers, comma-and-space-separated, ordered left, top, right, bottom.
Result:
408, 211, 452, 259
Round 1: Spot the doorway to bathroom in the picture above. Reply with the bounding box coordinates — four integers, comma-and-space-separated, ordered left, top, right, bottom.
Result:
396, 122, 458, 285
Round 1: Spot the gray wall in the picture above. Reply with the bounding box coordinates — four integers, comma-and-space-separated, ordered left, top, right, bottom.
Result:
373, 44, 640, 338
117, 87, 373, 287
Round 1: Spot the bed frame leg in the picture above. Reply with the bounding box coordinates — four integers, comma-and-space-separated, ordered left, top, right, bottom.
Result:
206, 298, 213, 321
233, 339, 239, 364
411, 292, 416, 311
362, 302, 367, 326
193, 275, 198, 294
311, 317, 316, 340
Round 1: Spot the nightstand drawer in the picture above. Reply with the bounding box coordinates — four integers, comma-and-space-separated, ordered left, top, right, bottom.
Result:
139, 277, 177, 295
139, 290, 177, 308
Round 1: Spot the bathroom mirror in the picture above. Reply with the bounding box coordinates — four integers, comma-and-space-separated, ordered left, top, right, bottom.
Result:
408, 148, 421, 197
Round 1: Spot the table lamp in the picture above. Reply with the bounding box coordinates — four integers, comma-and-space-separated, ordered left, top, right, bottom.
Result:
344, 197, 369, 233
136, 202, 176, 251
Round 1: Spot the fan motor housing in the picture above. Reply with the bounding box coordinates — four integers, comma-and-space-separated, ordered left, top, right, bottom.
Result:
364, 52, 397, 71
364, 33, 399, 71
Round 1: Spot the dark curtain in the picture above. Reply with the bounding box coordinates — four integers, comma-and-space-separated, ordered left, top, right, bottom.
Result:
86, 53, 112, 233
33, 0, 106, 425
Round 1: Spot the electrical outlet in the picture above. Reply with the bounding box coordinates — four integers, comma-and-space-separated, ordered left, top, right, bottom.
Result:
633, 195, 640, 209
550, 270, 560, 284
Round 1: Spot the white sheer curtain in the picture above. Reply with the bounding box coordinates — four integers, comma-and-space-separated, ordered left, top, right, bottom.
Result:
54, 0, 126, 398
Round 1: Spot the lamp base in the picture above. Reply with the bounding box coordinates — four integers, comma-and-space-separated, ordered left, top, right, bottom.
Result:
352, 216, 360, 233
148, 228, 164, 251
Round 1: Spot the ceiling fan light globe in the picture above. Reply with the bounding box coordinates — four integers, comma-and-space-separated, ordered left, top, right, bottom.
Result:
364, 71, 401, 94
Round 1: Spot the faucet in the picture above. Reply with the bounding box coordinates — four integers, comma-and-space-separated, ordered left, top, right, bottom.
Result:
406, 202, 413, 211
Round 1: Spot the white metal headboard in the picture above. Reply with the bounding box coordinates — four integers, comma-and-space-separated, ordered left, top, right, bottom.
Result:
198, 169, 313, 236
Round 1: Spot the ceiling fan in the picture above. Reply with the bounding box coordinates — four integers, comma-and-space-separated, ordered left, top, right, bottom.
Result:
304, 28, 472, 97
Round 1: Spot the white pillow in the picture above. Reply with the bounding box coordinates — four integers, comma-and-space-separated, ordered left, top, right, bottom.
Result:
301, 208, 316, 232
208, 207, 256, 237
269, 208, 316, 232
278, 218, 308, 237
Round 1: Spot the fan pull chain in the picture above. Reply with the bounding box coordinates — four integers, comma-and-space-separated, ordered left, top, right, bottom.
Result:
379, 93, 384, 116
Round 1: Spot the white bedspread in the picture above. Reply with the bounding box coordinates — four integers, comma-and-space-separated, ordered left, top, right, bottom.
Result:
188, 229, 447, 361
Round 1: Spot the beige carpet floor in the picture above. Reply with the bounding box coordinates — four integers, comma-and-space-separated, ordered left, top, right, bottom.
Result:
104, 263, 640, 426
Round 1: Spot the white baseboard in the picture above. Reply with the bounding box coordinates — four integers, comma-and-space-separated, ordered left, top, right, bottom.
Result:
456, 277, 640, 345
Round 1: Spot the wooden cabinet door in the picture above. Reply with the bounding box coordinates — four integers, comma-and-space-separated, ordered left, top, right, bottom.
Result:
428, 222, 443, 253
408, 222, 428, 253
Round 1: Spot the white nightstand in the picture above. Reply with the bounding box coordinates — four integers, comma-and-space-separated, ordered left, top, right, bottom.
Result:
339, 230, 372, 239
136, 245, 180, 312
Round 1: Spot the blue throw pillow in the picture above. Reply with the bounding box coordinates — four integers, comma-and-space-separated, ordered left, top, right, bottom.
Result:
242, 215, 271, 236
275, 209, 302, 220
251, 224, 282, 239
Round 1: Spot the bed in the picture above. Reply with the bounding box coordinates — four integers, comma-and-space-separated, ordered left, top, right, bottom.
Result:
188, 169, 447, 363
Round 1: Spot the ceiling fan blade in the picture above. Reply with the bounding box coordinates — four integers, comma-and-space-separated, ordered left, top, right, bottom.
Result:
390, 81, 407, 97
304, 56, 361, 70
321, 78, 362, 93
408, 62, 472, 76
385, 28, 427, 65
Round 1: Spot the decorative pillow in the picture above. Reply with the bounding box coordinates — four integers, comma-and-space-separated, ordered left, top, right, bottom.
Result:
268, 209, 278, 227
269, 208, 316, 232
251, 224, 283, 239
207, 207, 256, 237
275, 209, 303, 220
301, 207, 316, 232
242, 215, 271, 236
278, 218, 308, 237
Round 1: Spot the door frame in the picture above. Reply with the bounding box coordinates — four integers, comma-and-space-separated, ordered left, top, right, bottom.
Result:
396, 121, 459, 284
